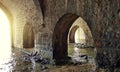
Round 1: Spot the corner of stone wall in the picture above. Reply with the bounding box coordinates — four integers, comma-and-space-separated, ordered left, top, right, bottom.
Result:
35, 26, 53, 62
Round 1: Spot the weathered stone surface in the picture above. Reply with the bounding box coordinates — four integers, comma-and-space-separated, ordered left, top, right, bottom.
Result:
0, 0, 43, 48
0, 0, 120, 68
96, 48, 120, 69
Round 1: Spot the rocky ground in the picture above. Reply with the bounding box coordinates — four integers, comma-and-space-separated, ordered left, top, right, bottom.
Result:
9, 48, 120, 72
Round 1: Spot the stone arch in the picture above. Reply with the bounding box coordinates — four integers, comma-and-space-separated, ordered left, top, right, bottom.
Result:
69, 17, 94, 46
53, 13, 94, 62
53, 13, 79, 61
23, 24, 35, 48
68, 25, 79, 43
0, 2, 14, 47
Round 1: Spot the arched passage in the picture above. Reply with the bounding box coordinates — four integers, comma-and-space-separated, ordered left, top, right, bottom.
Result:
53, 13, 79, 61
0, 4, 13, 72
53, 13, 94, 62
23, 24, 35, 48
74, 27, 86, 43
68, 25, 79, 43
0, 2, 13, 47
68, 17, 94, 45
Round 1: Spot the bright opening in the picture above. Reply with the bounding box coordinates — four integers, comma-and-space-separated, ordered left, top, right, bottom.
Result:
75, 27, 85, 43
0, 8, 12, 71
68, 27, 86, 56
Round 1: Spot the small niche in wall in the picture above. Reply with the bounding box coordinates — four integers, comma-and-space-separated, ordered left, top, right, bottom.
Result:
23, 24, 35, 48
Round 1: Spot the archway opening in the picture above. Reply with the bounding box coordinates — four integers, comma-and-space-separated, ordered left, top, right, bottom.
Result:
67, 17, 95, 60
74, 27, 86, 43
68, 27, 86, 56
0, 8, 12, 71
68, 25, 79, 43
23, 24, 35, 48
53, 13, 95, 64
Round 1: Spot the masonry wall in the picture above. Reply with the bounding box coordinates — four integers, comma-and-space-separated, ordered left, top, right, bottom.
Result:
0, 0, 120, 68
38, 0, 120, 67
40, 0, 120, 48
0, 0, 43, 48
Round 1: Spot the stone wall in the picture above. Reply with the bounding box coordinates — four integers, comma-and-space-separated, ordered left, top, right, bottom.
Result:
0, 0, 53, 60
38, 0, 120, 67
96, 48, 120, 70
35, 26, 53, 59
0, 0, 43, 48
0, 0, 120, 67
40, 0, 120, 48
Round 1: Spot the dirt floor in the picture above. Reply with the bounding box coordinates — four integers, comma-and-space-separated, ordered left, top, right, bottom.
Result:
1, 48, 119, 72
46, 64, 120, 72
46, 64, 96, 72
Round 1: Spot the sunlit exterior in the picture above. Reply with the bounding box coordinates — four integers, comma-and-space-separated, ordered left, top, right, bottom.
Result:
0, 8, 12, 72
75, 27, 85, 43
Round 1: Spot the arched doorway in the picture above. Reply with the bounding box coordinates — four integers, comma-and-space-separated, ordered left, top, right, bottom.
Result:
74, 27, 86, 43
23, 24, 35, 48
53, 13, 94, 63
0, 2, 13, 47
0, 8, 11, 48
68, 25, 79, 43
